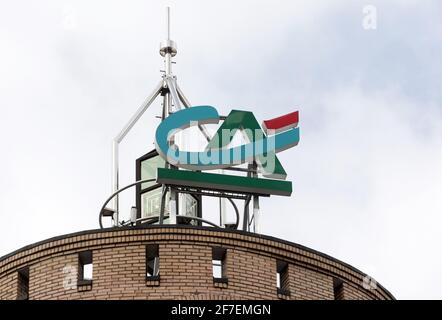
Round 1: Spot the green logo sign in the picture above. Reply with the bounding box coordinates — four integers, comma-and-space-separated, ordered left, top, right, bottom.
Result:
155, 106, 300, 180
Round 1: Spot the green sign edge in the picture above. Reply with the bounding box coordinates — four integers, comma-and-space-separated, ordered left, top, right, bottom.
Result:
156, 168, 292, 196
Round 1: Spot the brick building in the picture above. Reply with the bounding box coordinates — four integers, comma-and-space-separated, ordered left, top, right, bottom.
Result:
0, 225, 394, 300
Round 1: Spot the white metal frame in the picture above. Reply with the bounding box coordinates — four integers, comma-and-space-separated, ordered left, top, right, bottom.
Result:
106, 7, 261, 232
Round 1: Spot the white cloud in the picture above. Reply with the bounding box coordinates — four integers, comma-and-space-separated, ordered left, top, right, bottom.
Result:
262, 85, 442, 299
1, 0, 441, 299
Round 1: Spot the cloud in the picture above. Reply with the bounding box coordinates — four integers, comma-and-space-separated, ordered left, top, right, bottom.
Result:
262, 85, 442, 299
1, 0, 441, 299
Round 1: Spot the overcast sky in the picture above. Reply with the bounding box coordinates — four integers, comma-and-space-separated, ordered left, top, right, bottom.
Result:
1, 0, 441, 299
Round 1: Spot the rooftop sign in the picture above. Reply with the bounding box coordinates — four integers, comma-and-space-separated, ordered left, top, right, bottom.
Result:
154, 105, 300, 196
99, 7, 300, 232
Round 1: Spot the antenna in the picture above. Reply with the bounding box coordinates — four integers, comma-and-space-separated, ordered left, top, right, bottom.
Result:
103, 7, 252, 233
160, 6, 177, 76
167, 6, 170, 40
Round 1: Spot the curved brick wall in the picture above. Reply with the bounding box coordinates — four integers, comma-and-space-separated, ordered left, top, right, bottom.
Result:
0, 226, 394, 300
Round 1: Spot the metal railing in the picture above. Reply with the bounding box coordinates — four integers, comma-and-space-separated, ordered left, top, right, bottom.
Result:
99, 179, 240, 230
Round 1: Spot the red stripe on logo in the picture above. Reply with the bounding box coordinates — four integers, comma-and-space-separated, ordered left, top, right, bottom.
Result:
262, 111, 299, 134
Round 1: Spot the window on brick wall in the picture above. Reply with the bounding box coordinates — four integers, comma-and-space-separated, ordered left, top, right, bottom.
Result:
78, 251, 93, 285
212, 247, 227, 283
146, 244, 160, 279
333, 278, 344, 300
276, 260, 290, 296
17, 267, 29, 300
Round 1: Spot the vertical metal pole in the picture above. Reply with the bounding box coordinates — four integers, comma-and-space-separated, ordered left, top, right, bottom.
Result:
243, 196, 250, 231
243, 163, 253, 231
159, 92, 168, 224
252, 162, 260, 233
161, 94, 167, 119
111, 140, 119, 226
219, 170, 227, 227
164, 6, 177, 225
219, 198, 222, 226
169, 189, 177, 224
167, 79, 177, 225
253, 196, 260, 233
165, 7, 172, 79
167, 7, 170, 40
159, 185, 168, 225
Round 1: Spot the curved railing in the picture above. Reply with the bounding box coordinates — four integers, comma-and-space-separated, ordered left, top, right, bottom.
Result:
99, 179, 240, 229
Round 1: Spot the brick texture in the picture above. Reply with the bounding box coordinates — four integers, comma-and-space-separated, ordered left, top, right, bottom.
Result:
0, 272, 17, 300
0, 226, 394, 300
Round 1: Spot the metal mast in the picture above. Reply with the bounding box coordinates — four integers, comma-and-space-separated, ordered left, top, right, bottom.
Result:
102, 7, 263, 234
160, 7, 178, 224
108, 7, 210, 227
